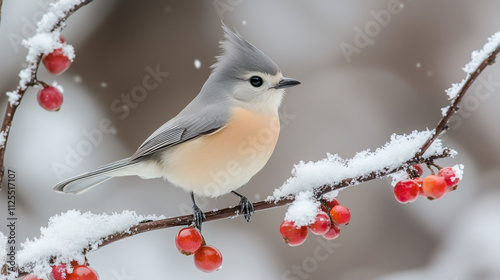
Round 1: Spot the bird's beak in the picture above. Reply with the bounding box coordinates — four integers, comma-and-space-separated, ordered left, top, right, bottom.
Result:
274, 77, 301, 89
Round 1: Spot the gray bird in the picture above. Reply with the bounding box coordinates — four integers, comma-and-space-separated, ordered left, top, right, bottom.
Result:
53, 25, 300, 229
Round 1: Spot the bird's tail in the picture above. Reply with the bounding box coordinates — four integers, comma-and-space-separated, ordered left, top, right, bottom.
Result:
53, 158, 140, 194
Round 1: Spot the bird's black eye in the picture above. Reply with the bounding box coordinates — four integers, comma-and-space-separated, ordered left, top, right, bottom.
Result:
249, 76, 263, 87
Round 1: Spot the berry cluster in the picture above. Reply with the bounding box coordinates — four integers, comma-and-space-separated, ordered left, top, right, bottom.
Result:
175, 227, 222, 273
393, 164, 460, 203
37, 35, 73, 112
280, 198, 351, 246
22, 261, 98, 280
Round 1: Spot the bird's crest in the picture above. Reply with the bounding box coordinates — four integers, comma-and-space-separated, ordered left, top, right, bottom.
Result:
212, 25, 280, 77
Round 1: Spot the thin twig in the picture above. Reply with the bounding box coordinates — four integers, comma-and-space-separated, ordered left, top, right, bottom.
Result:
0, 0, 94, 189
416, 44, 500, 157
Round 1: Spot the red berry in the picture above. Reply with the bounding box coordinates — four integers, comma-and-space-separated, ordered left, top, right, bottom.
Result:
43, 36, 71, 75
329, 205, 351, 225
413, 177, 425, 196
321, 198, 339, 213
412, 164, 424, 177
66, 265, 99, 280
422, 175, 447, 200
175, 227, 203, 256
309, 211, 330, 235
52, 264, 68, 280
393, 179, 420, 204
193, 245, 223, 273
43, 49, 71, 75
323, 224, 340, 240
37, 86, 63, 111
21, 275, 42, 280
280, 220, 308, 246
438, 167, 460, 188
52, 261, 86, 280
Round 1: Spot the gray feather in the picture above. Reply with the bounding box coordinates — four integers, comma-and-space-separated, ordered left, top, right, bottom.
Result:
130, 104, 228, 160
53, 158, 139, 194
213, 25, 280, 78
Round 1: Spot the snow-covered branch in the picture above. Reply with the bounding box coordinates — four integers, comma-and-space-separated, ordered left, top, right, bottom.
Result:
0, 0, 94, 188
3, 148, 452, 278
417, 31, 500, 157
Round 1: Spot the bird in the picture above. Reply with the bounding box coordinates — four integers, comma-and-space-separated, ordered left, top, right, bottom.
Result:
53, 25, 301, 230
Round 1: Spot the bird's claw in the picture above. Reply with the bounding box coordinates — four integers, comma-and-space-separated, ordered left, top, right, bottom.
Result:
239, 196, 254, 222
193, 204, 206, 231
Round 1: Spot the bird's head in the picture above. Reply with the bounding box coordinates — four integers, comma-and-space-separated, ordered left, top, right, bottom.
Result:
207, 25, 300, 114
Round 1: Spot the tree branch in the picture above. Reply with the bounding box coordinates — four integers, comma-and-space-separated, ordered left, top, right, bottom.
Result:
0, 0, 94, 189
97, 150, 453, 250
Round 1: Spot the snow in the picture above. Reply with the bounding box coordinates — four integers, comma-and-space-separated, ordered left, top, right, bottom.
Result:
441, 105, 450, 117
270, 130, 453, 224
51, 81, 64, 93
445, 79, 466, 100
463, 31, 500, 74
13, 210, 164, 279
36, 0, 87, 33
6, 90, 20, 106
452, 164, 464, 182
0, 129, 9, 148
388, 170, 410, 187
284, 191, 320, 227
322, 190, 339, 202
194, 59, 201, 69
446, 31, 500, 100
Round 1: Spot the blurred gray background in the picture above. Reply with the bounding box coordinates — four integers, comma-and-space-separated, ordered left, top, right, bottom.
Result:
1, 1, 500, 279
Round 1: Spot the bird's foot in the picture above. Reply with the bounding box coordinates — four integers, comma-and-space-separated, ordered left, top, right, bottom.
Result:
192, 203, 206, 231
232, 191, 254, 222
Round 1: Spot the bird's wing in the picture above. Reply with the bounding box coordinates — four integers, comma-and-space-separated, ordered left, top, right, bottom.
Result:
130, 105, 228, 160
